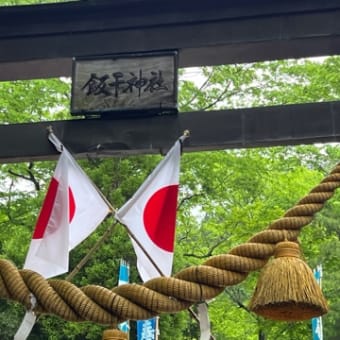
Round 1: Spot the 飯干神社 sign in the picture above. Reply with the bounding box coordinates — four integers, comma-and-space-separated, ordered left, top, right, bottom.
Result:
71, 52, 177, 116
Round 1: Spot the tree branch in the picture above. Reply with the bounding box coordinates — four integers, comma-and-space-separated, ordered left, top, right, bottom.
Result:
181, 68, 214, 108
8, 162, 40, 191
177, 192, 204, 211
200, 83, 232, 111
183, 235, 230, 258
224, 288, 252, 315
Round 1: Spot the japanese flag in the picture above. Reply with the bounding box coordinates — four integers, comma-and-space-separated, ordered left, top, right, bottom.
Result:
115, 139, 182, 282
24, 147, 111, 279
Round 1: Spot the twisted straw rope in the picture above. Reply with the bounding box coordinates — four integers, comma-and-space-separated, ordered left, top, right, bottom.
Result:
1, 164, 340, 326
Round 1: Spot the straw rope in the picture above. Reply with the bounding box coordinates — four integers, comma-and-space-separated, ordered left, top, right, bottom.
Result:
1, 163, 340, 326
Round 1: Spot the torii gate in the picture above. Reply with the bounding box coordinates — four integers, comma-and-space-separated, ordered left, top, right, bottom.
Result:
0, 1, 337, 339
0, 0, 340, 163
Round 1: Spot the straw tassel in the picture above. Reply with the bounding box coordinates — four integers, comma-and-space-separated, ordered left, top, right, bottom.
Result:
102, 329, 128, 340
249, 241, 328, 321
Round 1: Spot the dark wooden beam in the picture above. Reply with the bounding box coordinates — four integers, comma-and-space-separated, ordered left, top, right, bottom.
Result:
1, 101, 340, 164
0, 0, 340, 81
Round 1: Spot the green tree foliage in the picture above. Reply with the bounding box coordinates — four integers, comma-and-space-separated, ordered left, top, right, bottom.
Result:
0, 56, 340, 339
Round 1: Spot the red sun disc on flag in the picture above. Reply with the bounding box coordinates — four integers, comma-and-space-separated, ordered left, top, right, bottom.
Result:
33, 178, 76, 239
68, 187, 76, 223
143, 184, 179, 252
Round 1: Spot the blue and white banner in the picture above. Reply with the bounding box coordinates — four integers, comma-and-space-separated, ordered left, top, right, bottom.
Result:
118, 259, 129, 286
118, 259, 130, 333
137, 317, 157, 340
312, 265, 323, 340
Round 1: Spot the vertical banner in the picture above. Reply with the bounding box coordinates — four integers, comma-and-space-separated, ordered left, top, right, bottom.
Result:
312, 265, 323, 340
137, 317, 158, 340
118, 260, 130, 334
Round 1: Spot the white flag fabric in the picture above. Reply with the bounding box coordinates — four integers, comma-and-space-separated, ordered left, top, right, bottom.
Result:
24, 147, 111, 279
115, 139, 182, 282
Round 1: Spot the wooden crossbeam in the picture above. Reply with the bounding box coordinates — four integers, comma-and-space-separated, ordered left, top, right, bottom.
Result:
0, 0, 339, 81
1, 101, 340, 163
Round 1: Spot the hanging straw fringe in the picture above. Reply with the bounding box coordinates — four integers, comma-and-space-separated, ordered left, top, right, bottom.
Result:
0, 163, 339, 325
102, 329, 128, 340
249, 241, 328, 321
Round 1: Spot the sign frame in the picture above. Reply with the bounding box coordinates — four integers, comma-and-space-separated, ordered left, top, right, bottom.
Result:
71, 51, 178, 117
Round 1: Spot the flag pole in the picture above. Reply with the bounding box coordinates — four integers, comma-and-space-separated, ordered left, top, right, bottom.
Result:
65, 218, 118, 281
120, 221, 166, 277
